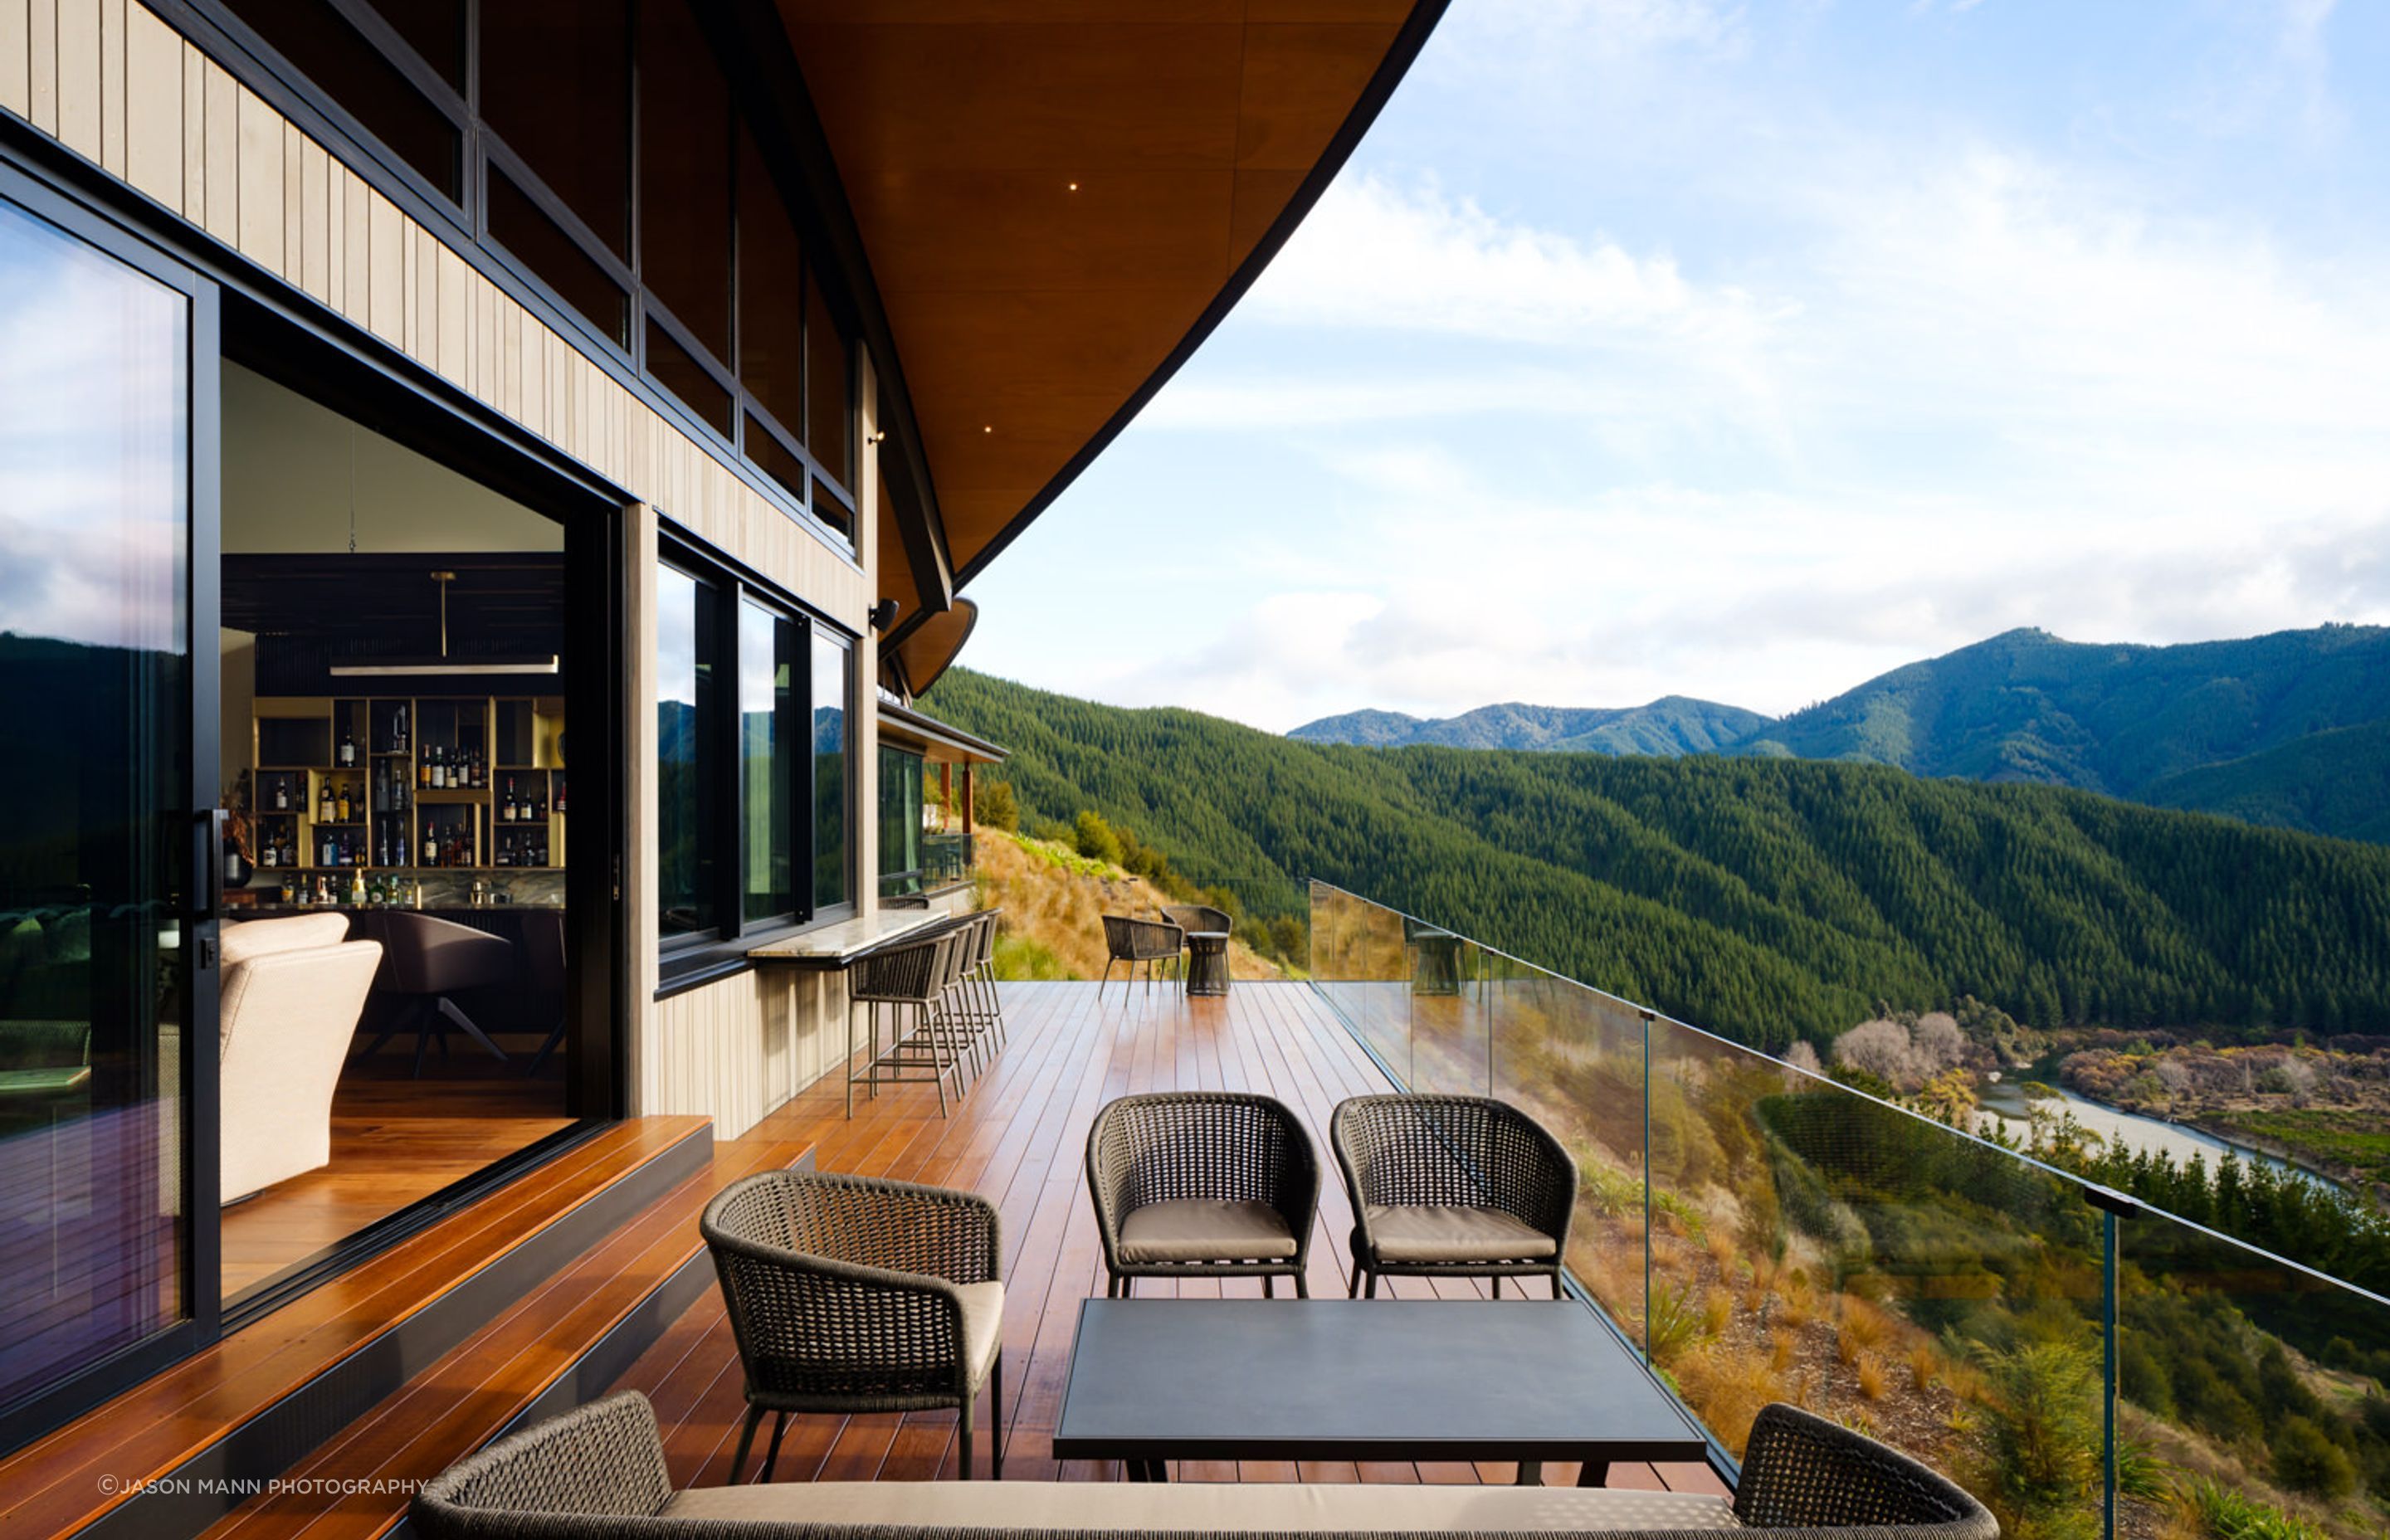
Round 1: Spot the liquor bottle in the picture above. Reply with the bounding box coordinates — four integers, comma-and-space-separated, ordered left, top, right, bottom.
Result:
275, 780, 289, 811
261, 840, 276, 869
503, 779, 515, 821
349, 870, 367, 905
396, 705, 408, 753
315, 875, 330, 905
495, 833, 510, 868
422, 825, 437, 864
336, 787, 350, 823
554, 778, 565, 816
339, 726, 355, 768
417, 748, 430, 788
318, 782, 332, 821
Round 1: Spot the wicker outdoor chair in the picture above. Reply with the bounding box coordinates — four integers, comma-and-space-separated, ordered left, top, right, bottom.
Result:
1098, 914, 1182, 997
1330, 1094, 1577, 1299
1085, 1092, 1319, 1298
700, 1170, 1006, 1483
412, 1391, 1999, 1540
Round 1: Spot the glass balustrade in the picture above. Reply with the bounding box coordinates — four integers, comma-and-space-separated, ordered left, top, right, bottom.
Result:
1304, 880, 2390, 1540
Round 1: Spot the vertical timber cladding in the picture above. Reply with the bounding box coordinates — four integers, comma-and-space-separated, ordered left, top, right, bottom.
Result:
0, 1, 879, 1138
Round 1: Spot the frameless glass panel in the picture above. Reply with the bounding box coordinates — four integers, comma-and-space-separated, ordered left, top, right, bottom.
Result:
736, 127, 805, 439
804, 279, 850, 488
0, 197, 190, 1406
638, 0, 732, 363
480, 0, 630, 259
1355, 896, 1409, 1077
2121, 1208, 2390, 1533
489, 166, 627, 348
222, 0, 461, 198
738, 600, 794, 924
1650, 1014, 2100, 1533
1490, 961, 1647, 1336
1404, 915, 1485, 1096
655, 564, 715, 938
810, 631, 849, 912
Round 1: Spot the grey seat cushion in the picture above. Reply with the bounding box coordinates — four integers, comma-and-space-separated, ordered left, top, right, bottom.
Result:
1365, 1204, 1558, 1263
1119, 1198, 1298, 1263
666, 1479, 1740, 1533
958, 1279, 1004, 1379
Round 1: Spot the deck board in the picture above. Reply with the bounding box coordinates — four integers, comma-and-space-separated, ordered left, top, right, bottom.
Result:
615, 982, 1732, 1499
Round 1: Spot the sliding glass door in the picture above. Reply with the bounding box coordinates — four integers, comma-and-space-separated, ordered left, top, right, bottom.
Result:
0, 188, 207, 1417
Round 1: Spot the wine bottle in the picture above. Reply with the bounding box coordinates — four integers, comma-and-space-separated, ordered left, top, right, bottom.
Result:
275, 780, 289, 812
417, 748, 429, 788
423, 826, 437, 864
339, 726, 355, 767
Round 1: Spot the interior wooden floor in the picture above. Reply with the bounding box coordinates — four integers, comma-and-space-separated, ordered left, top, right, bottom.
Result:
613, 979, 1730, 1497
219, 1042, 572, 1299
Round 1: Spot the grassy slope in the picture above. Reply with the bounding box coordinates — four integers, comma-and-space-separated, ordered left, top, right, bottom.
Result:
975, 829, 1282, 983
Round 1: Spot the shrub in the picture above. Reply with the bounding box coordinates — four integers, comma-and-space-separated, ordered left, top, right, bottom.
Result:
973, 777, 1019, 832
2268, 1415, 2357, 1499
1073, 809, 1124, 866
1267, 914, 1307, 964
991, 933, 1072, 981
2185, 1479, 2330, 1540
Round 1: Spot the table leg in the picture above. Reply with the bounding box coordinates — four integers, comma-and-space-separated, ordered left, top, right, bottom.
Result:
1515, 1460, 1544, 1487
1577, 1459, 1610, 1488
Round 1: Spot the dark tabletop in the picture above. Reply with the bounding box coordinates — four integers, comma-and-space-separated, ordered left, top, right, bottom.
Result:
1051, 1299, 1710, 1464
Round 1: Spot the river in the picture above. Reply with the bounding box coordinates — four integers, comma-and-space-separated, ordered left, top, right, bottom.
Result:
1973, 1075, 2330, 1189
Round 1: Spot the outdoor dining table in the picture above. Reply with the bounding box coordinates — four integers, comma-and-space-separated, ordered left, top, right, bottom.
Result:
1052, 1298, 1711, 1484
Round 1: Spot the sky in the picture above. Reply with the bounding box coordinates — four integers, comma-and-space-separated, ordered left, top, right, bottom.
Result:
958, 0, 2390, 732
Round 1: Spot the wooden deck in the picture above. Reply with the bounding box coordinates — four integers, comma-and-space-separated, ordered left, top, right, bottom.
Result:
613, 980, 1729, 1497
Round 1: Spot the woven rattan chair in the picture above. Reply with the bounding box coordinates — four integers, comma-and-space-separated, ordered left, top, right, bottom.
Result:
412, 1391, 1999, 1540
1098, 914, 1181, 997
1330, 1094, 1577, 1299
1085, 1092, 1319, 1299
1159, 904, 1233, 993
700, 1170, 1005, 1483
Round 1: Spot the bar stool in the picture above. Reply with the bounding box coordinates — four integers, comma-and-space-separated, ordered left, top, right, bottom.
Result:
846, 928, 968, 1117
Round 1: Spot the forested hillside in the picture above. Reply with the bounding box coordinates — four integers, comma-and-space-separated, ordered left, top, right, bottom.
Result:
1294, 696, 1768, 755
925, 666, 2390, 1052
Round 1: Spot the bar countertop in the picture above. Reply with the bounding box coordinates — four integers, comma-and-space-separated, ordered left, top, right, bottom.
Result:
745, 909, 945, 969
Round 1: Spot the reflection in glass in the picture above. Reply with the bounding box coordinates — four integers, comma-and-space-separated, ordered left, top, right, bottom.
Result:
810, 631, 849, 911
656, 564, 715, 938
739, 601, 794, 923
0, 197, 190, 1407
877, 746, 924, 899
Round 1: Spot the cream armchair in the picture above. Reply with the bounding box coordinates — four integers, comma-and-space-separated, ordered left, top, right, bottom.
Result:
217, 914, 383, 1202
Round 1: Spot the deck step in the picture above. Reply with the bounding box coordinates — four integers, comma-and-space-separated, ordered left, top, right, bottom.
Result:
0, 1116, 715, 1540
192, 1133, 812, 1540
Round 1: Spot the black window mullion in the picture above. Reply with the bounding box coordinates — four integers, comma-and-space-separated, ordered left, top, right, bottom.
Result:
481, 138, 637, 294
711, 575, 744, 939
324, 0, 468, 119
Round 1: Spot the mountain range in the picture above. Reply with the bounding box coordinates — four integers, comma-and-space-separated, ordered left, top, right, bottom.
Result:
1289, 624, 2390, 843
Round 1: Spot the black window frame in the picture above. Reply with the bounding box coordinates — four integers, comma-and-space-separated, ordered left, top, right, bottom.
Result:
189, 0, 862, 556
656, 524, 855, 993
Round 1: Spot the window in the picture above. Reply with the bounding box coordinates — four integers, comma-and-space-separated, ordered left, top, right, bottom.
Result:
812, 631, 851, 912
740, 600, 797, 923
737, 127, 805, 446
806, 280, 851, 490
480, 0, 631, 261
639, 0, 732, 365
488, 165, 627, 348
222, 0, 462, 199
656, 563, 718, 940
657, 539, 853, 984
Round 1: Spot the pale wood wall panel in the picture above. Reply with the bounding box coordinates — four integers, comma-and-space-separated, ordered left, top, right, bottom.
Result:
177, 40, 199, 220
97, 0, 122, 174
28, 0, 56, 134
233, 85, 280, 270
51, 0, 94, 157
120, 2, 177, 202
199, 57, 234, 240
296, 132, 328, 300
0, 0, 30, 122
